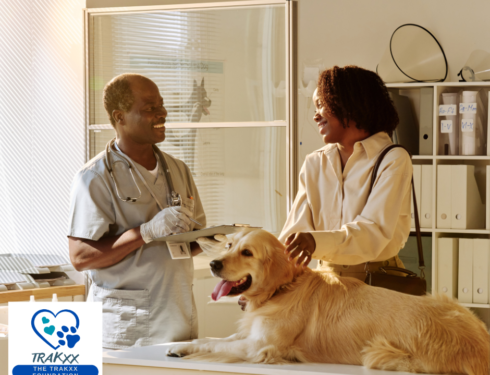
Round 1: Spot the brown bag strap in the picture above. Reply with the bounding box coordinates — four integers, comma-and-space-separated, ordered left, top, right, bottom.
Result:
368, 144, 425, 276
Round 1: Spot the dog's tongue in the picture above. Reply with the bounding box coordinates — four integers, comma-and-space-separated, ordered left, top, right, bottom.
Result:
203, 107, 210, 115
211, 280, 234, 301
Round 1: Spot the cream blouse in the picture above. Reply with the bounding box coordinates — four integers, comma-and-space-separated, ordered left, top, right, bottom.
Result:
278, 132, 412, 265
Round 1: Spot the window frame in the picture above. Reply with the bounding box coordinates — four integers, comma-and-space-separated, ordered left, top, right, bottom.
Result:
83, 0, 298, 210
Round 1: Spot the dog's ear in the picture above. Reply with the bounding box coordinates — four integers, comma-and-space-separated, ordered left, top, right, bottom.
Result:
193, 79, 198, 88
262, 241, 295, 290
201, 77, 205, 87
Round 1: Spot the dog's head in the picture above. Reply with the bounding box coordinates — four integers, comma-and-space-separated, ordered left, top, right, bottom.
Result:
209, 229, 299, 304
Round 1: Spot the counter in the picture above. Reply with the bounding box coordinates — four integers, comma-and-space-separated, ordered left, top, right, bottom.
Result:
103, 343, 418, 375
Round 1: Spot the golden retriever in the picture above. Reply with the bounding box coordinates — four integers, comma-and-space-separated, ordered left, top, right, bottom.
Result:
167, 229, 490, 374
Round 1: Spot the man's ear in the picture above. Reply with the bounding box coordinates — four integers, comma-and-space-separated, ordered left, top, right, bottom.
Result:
112, 109, 125, 125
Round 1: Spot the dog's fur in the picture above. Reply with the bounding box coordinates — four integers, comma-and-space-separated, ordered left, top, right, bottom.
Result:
168, 229, 490, 374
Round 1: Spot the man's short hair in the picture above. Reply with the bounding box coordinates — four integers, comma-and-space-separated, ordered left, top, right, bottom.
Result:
317, 66, 399, 137
103, 73, 147, 127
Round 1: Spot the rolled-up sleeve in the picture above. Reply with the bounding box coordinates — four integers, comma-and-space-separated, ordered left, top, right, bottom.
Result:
311, 154, 412, 265
67, 169, 115, 241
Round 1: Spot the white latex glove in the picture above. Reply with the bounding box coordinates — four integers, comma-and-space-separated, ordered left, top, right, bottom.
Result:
196, 234, 228, 256
140, 206, 193, 243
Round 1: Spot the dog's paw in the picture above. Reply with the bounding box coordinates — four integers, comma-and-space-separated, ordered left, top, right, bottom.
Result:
253, 345, 282, 364
166, 344, 195, 358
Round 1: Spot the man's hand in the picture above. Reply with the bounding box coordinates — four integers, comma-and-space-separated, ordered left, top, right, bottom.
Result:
284, 232, 316, 268
196, 234, 227, 256
140, 206, 192, 243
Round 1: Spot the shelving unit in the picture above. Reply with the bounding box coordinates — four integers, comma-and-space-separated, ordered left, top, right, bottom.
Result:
387, 82, 490, 323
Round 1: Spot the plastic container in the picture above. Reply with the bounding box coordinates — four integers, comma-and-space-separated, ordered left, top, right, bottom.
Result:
460, 49, 490, 82
439, 92, 459, 155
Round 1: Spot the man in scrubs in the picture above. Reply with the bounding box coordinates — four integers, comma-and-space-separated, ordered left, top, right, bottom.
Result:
68, 73, 207, 349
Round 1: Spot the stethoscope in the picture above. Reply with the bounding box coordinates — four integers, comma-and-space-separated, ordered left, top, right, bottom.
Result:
103, 138, 183, 210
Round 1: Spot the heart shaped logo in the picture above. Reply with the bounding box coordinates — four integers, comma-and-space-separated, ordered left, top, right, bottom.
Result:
31, 309, 80, 350
44, 325, 55, 335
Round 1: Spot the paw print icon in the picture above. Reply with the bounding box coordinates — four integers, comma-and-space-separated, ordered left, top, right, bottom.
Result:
56, 326, 80, 349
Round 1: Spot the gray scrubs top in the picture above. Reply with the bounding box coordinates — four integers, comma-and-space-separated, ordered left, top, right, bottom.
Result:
67, 145, 206, 349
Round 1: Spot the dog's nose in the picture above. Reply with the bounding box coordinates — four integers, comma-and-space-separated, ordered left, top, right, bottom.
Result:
210, 260, 223, 272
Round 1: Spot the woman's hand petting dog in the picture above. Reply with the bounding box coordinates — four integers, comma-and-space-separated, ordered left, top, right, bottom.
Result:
284, 232, 316, 268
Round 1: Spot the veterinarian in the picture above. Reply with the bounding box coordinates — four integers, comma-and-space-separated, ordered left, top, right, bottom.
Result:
68, 73, 213, 349
280, 65, 411, 280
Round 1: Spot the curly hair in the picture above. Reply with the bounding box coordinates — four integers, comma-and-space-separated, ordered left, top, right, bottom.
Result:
317, 66, 399, 137
103, 73, 145, 127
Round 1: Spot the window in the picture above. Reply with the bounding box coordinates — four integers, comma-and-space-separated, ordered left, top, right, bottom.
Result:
87, 1, 293, 235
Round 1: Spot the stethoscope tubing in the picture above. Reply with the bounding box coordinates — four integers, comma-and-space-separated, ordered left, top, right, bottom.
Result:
104, 138, 174, 210
103, 138, 202, 226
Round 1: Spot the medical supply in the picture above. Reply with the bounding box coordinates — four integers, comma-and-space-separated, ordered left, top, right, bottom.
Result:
140, 206, 193, 243
104, 138, 202, 227
155, 224, 259, 243
105, 139, 182, 207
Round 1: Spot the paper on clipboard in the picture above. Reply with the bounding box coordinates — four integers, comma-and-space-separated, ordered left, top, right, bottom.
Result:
154, 224, 261, 244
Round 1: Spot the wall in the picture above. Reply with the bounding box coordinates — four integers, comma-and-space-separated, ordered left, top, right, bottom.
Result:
0, 0, 86, 283
296, 0, 490, 161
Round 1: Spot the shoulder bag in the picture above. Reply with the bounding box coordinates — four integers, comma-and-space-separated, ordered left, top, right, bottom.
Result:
364, 144, 427, 296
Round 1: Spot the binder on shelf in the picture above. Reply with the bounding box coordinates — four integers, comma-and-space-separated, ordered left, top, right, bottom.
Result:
411, 165, 422, 228
419, 87, 434, 155
437, 237, 458, 298
436, 165, 451, 229
473, 239, 490, 304
451, 165, 485, 229
458, 238, 473, 303
420, 165, 432, 228
389, 90, 419, 156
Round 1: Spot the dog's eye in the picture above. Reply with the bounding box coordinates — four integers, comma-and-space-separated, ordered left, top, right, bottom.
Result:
241, 249, 253, 257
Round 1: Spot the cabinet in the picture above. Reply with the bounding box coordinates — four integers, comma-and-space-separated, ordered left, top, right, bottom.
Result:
388, 82, 490, 327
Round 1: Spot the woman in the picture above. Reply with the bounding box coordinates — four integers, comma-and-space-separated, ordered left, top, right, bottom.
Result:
281, 65, 411, 280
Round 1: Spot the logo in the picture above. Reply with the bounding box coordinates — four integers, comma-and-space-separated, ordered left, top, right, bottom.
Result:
31, 309, 81, 350
9, 302, 101, 375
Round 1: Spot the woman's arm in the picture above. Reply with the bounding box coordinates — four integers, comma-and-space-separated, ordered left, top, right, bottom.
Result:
286, 150, 412, 266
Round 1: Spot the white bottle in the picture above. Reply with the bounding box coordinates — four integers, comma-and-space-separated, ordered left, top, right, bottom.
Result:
461, 91, 478, 155
30, 295, 35, 302
52, 293, 58, 302
440, 92, 459, 155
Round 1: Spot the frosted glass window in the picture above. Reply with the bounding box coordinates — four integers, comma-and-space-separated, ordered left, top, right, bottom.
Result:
88, 5, 286, 126
89, 128, 287, 235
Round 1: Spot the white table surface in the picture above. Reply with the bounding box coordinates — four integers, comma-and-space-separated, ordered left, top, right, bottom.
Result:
103, 343, 417, 375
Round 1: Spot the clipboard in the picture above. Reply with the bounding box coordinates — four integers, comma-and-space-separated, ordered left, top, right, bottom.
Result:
154, 224, 261, 244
